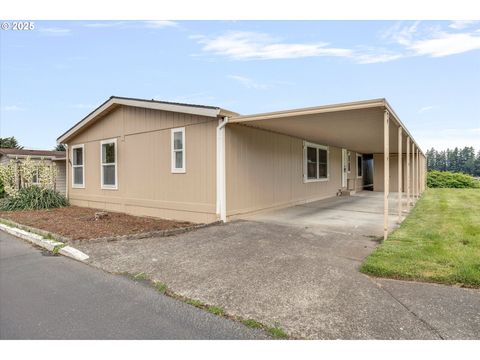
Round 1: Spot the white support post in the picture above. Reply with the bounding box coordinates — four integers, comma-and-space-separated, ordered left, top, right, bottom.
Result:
216, 117, 228, 222
384, 110, 390, 241
397, 127, 402, 223
406, 137, 410, 208
65, 144, 69, 200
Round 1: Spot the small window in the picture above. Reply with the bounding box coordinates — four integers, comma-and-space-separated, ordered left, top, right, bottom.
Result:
72, 144, 85, 188
347, 151, 351, 173
32, 168, 40, 185
357, 153, 363, 178
303, 141, 329, 182
101, 139, 117, 189
171, 127, 185, 173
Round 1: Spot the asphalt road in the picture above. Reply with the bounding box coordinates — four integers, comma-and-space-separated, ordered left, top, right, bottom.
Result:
0, 231, 267, 339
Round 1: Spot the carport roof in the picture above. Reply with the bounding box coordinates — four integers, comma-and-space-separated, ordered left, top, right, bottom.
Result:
229, 98, 424, 155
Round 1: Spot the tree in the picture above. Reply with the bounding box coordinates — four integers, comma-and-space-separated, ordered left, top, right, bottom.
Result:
54, 144, 66, 151
0, 137, 23, 149
474, 151, 480, 177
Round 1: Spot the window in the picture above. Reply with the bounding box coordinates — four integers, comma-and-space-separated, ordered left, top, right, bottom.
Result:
32, 168, 40, 185
171, 127, 185, 173
357, 153, 363, 178
347, 151, 351, 173
303, 141, 329, 182
101, 139, 117, 189
72, 144, 85, 188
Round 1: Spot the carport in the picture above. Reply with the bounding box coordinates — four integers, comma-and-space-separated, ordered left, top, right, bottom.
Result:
228, 98, 426, 239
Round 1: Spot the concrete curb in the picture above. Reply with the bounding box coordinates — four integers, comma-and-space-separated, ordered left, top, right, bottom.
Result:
0, 222, 89, 262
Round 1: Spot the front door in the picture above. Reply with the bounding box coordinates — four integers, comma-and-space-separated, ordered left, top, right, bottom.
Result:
342, 149, 347, 188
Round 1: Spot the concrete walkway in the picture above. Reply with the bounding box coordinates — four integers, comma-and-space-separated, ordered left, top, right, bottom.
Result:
75, 211, 480, 339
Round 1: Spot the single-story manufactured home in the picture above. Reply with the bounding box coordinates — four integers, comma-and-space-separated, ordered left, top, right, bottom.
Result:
57, 96, 426, 239
0, 148, 67, 195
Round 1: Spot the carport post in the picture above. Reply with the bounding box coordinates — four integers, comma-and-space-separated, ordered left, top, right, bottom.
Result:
406, 137, 410, 208
412, 142, 416, 203
384, 110, 390, 241
417, 149, 420, 196
397, 127, 402, 223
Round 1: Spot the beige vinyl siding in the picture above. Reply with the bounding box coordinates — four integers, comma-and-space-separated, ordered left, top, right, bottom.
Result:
67, 105, 217, 223
225, 124, 343, 217
54, 161, 66, 195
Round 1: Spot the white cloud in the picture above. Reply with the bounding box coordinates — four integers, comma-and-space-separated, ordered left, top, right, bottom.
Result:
449, 21, 479, 30
228, 75, 268, 90
2, 105, 25, 112
418, 105, 435, 113
84, 22, 126, 28
384, 22, 480, 58
37, 27, 71, 36
194, 31, 352, 60
407, 32, 480, 57
354, 51, 403, 64
144, 21, 178, 29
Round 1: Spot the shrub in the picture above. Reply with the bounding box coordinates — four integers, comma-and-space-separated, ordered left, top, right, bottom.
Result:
0, 186, 68, 211
0, 178, 5, 198
427, 170, 480, 189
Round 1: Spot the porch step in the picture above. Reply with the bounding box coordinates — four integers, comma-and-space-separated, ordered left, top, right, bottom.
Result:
341, 189, 356, 196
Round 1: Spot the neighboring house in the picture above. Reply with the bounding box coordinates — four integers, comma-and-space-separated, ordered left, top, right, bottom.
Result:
57, 96, 426, 234
0, 148, 67, 195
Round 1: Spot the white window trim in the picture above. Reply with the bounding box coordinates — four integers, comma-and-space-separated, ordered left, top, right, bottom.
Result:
171, 127, 186, 174
357, 153, 363, 178
71, 144, 85, 189
347, 151, 351, 173
32, 168, 40, 185
303, 141, 329, 183
100, 138, 118, 190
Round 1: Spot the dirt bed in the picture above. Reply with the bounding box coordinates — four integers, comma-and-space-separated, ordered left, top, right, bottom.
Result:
0, 206, 194, 241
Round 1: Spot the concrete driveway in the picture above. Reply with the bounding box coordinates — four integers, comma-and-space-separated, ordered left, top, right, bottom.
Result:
241, 191, 402, 238
76, 194, 480, 339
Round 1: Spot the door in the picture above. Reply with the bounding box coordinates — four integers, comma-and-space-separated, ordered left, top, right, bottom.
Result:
342, 149, 347, 188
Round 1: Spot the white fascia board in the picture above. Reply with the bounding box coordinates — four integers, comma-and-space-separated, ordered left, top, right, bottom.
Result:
57, 98, 221, 144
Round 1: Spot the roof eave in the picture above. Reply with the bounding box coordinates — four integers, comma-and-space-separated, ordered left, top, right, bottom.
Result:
57, 97, 224, 144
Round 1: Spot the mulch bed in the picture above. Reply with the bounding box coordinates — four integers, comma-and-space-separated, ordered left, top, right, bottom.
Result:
0, 206, 194, 241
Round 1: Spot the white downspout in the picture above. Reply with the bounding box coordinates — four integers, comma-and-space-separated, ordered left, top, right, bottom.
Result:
216, 117, 228, 222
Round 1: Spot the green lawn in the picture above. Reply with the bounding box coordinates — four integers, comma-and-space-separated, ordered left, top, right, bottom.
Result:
360, 188, 480, 288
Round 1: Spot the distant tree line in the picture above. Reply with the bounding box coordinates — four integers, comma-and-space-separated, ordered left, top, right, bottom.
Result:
426, 147, 480, 176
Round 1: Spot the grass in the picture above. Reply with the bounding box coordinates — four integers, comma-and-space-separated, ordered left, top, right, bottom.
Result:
267, 326, 289, 339
241, 319, 263, 329
207, 306, 225, 316
360, 188, 480, 288
154, 281, 168, 294
132, 272, 149, 281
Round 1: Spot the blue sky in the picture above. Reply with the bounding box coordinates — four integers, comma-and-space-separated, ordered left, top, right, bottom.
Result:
1, 20, 479, 151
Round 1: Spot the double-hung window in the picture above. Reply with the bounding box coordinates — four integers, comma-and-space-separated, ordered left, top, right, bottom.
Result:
171, 127, 185, 173
32, 167, 40, 185
101, 139, 117, 189
72, 144, 85, 188
357, 153, 363, 178
303, 141, 329, 182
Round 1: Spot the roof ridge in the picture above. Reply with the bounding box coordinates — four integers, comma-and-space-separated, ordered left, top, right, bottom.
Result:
110, 96, 221, 110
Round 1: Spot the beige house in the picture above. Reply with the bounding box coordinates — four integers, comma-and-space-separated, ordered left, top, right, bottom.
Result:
0, 148, 67, 195
57, 96, 426, 238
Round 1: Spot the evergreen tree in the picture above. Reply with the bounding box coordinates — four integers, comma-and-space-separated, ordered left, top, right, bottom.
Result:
0, 137, 22, 149
54, 144, 66, 151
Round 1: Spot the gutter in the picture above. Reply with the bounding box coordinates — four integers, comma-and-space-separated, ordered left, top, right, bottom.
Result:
216, 116, 229, 222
